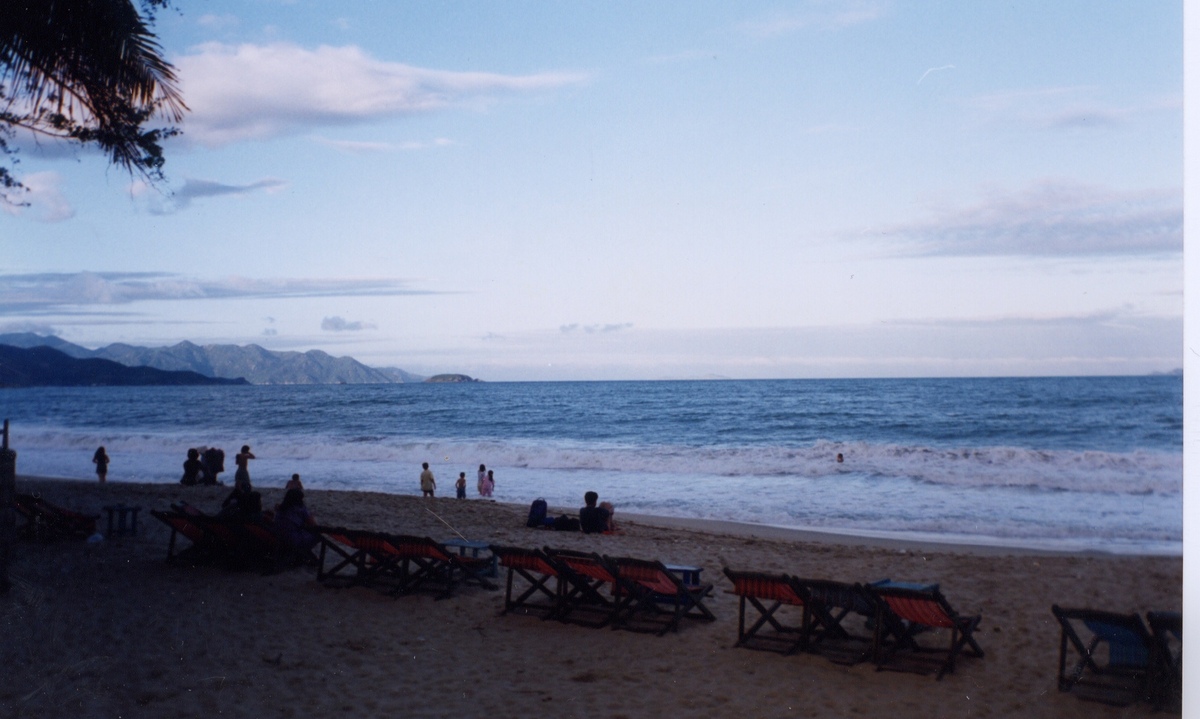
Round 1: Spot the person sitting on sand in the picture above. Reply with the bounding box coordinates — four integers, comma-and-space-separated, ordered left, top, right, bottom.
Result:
218, 484, 263, 521
200, 446, 225, 485
93, 446, 109, 484
181, 448, 203, 486
274, 488, 318, 553
599, 501, 620, 534
420, 462, 436, 497
455, 472, 467, 499
286, 473, 303, 492
579, 491, 611, 534
234, 445, 255, 491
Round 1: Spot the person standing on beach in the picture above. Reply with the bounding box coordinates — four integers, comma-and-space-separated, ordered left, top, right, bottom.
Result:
476, 464, 487, 496
234, 445, 255, 491
92, 446, 109, 483
455, 472, 467, 499
420, 462, 436, 497
480, 469, 495, 498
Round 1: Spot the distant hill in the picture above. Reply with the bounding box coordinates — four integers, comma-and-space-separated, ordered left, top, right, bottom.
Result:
0, 334, 428, 386
0, 345, 249, 387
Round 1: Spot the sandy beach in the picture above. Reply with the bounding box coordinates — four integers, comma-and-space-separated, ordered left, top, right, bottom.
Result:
1, 477, 1181, 718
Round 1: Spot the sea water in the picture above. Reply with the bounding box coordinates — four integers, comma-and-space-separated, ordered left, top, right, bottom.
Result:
0, 376, 1182, 554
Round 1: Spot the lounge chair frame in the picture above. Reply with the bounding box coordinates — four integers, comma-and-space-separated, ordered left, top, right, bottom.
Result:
1052, 605, 1153, 706
723, 569, 809, 653
543, 547, 620, 627
491, 545, 563, 618
872, 585, 983, 680
607, 555, 715, 635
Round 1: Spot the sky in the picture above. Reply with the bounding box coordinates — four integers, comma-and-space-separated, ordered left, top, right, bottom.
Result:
0, 0, 1185, 381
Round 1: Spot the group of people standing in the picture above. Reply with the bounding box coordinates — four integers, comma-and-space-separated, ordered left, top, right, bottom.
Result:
420, 462, 495, 499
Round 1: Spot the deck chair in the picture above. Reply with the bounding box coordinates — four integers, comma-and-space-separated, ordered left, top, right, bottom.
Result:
723, 569, 809, 653
792, 577, 879, 664
151, 509, 227, 565
1051, 605, 1154, 706
14, 493, 98, 541
1146, 611, 1182, 712
543, 547, 620, 628
607, 556, 715, 635
385, 534, 497, 599
491, 545, 563, 618
313, 526, 370, 586
872, 585, 983, 679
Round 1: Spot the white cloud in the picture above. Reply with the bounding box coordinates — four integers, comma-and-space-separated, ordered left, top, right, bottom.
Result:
968, 86, 1180, 131
869, 181, 1182, 257
197, 14, 239, 30
135, 177, 287, 214
175, 42, 589, 146
311, 136, 453, 154
1, 172, 75, 222
741, 0, 888, 37
560, 322, 634, 334
0, 272, 437, 313
321, 316, 376, 332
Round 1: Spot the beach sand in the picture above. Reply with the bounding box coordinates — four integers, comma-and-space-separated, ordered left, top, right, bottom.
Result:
1, 477, 1181, 718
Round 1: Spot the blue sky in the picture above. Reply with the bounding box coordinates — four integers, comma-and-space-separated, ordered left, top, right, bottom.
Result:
0, 0, 1184, 380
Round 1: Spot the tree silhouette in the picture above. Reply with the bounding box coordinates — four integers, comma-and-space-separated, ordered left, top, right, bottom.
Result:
0, 0, 186, 203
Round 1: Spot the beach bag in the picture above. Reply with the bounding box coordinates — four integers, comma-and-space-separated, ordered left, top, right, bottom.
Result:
526, 498, 548, 528
553, 515, 581, 532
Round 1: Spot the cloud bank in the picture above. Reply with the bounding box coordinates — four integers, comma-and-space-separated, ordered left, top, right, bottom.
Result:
873, 181, 1181, 257
0, 272, 436, 314
322, 316, 376, 332
175, 42, 589, 146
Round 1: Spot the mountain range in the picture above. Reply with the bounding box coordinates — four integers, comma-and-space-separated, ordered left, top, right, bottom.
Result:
0, 345, 249, 387
0, 333, 427, 386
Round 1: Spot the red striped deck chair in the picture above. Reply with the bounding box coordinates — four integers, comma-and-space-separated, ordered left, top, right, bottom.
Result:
1052, 605, 1154, 706
313, 526, 369, 586
151, 509, 225, 564
542, 547, 620, 627
872, 585, 983, 679
608, 556, 714, 635
15, 493, 98, 541
723, 569, 809, 653
386, 534, 496, 599
491, 545, 563, 618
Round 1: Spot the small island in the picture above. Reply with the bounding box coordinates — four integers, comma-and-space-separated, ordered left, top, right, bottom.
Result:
424, 374, 480, 383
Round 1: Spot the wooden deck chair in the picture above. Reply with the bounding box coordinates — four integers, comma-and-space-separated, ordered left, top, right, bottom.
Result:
722, 569, 809, 653
1050, 605, 1154, 706
313, 526, 369, 586
14, 493, 98, 541
792, 577, 879, 664
872, 585, 984, 680
605, 556, 715, 635
1146, 610, 1182, 712
151, 509, 226, 565
543, 547, 620, 627
491, 545, 563, 618
386, 534, 496, 599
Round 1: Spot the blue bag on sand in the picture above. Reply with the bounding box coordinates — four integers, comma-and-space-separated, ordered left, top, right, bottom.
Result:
526, 498, 548, 528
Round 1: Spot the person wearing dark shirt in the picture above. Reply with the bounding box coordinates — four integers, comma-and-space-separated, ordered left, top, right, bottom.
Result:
181, 448, 203, 486
579, 491, 611, 534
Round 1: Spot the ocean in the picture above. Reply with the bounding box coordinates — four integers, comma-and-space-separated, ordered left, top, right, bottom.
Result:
0, 376, 1182, 554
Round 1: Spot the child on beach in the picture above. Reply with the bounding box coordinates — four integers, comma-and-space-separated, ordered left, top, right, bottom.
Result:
286, 473, 303, 492
92, 447, 109, 483
420, 462, 436, 497
455, 472, 467, 499
181, 448, 202, 486
480, 470, 495, 498
476, 464, 487, 496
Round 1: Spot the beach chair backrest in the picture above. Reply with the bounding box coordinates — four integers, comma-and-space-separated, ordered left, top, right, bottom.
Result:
493, 546, 559, 576
612, 557, 678, 595
878, 589, 956, 629
151, 510, 207, 543
724, 569, 804, 605
549, 549, 615, 583
1083, 618, 1151, 668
